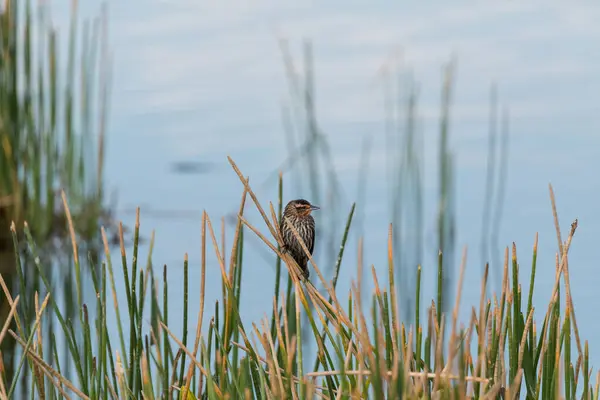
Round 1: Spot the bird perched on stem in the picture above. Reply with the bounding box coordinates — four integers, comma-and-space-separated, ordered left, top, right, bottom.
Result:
280, 199, 319, 279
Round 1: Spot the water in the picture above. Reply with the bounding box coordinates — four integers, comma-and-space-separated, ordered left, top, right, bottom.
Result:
54, 0, 600, 384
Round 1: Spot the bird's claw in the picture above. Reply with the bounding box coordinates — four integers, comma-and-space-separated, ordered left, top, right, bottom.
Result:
302, 268, 310, 280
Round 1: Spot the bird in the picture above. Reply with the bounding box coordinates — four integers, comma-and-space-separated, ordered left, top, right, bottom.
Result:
279, 199, 320, 279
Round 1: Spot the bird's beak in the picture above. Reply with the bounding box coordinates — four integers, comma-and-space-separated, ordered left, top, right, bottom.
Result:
310, 205, 320, 211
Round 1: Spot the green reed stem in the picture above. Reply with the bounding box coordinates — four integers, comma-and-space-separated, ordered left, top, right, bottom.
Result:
415, 264, 422, 370
162, 264, 169, 396
128, 216, 140, 389
437, 250, 443, 332
179, 256, 189, 386
271, 173, 283, 342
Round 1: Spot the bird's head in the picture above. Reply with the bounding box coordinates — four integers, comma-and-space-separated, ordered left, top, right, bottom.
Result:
285, 199, 320, 217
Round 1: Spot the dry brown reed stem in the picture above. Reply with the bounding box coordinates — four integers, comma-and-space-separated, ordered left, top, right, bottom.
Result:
229, 186, 248, 278
118, 222, 126, 259
32, 366, 72, 400
333, 338, 355, 400
268, 202, 281, 242
404, 328, 414, 392
444, 246, 468, 375
252, 322, 277, 395
272, 297, 300, 399
9, 329, 89, 400
549, 184, 582, 357
272, 296, 285, 355
498, 302, 509, 388
14, 292, 51, 396
378, 314, 390, 385
206, 214, 226, 276
479, 351, 488, 399
494, 293, 508, 384
549, 184, 564, 262
311, 293, 346, 338
387, 224, 400, 360
486, 298, 493, 362
104, 375, 118, 400
184, 211, 208, 396
227, 156, 281, 245
101, 227, 123, 329
370, 265, 384, 316
33, 293, 46, 400
482, 381, 504, 400
158, 322, 214, 387
465, 309, 477, 374
0, 295, 19, 399
353, 293, 365, 394
570, 356, 579, 391
262, 318, 286, 397
206, 214, 240, 390
224, 189, 248, 339
149, 327, 163, 365
60, 190, 79, 264
0, 362, 6, 399
221, 217, 226, 276
351, 280, 376, 380
555, 323, 562, 397
280, 294, 292, 362
499, 247, 509, 336
236, 326, 261, 367
357, 236, 363, 304
168, 349, 183, 399
293, 283, 306, 391
393, 341, 404, 394
539, 219, 577, 358
506, 369, 524, 400
518, 307, 535, 371
141, 350, 151, 393
115, 351, 126, 397
433, 314, 445, 392
400, 325, 406, 368
50, 374, 72, 400
430, 300, 439, 339
0, 295, 19, 347
0, 239, 25, 337
238, 216, 280, 256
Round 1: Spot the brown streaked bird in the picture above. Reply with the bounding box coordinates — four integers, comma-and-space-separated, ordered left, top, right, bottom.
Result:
280, 199, 319, 279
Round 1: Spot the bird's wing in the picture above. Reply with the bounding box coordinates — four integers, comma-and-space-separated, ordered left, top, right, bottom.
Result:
279, 218, 286, 242
308, 221, 315, 255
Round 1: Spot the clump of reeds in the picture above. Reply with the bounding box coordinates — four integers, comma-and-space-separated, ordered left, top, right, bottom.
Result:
0, 157, 596, 400
0, 0, 110, 241
0, 0, 110, 388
